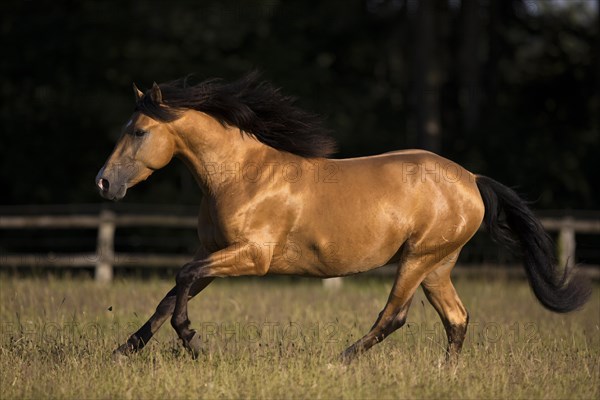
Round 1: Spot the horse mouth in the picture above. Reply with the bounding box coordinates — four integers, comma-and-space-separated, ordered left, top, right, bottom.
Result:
98, 184, 128, 201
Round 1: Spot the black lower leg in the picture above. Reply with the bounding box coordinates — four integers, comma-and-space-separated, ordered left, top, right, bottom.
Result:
114, 321, 153, 355
113, 286, 178, 356
171, 280, 202, 357
445, 313, 469, 362
113, 277, 214, 358
340, 306, 409, 364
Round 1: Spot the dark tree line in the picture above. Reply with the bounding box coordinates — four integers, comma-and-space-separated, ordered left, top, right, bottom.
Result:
1, 0, 598, 209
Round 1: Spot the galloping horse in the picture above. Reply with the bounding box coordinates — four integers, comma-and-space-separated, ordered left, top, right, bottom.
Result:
96, 73, 590, 363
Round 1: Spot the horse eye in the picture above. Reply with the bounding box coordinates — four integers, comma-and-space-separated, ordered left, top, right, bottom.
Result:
133, 129, 147, 137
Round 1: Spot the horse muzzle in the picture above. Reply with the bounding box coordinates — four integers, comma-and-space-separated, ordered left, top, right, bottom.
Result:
96, 175, 128, 201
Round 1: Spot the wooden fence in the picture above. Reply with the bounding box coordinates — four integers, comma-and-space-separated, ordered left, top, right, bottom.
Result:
1, 209, 599, 283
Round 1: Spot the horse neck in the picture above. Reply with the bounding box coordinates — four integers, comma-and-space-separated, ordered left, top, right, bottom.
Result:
172, 111, 288, 195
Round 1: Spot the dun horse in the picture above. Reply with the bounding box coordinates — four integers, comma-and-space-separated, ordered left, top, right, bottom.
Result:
96, 74, 590, 363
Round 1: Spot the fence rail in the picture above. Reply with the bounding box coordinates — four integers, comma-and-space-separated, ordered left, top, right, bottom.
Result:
1, 209, 599, 283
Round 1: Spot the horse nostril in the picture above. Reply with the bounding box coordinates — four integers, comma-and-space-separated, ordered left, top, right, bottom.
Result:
97, 178, 110, 192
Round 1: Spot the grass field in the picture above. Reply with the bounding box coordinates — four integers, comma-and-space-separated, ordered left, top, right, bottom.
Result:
0, 275, 598, 399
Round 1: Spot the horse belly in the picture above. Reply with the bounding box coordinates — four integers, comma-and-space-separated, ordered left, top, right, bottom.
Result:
267, 216, 408, 277
314, 232, 406, 276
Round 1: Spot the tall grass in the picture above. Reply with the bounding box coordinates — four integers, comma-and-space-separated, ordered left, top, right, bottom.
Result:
1, 275, 598, 399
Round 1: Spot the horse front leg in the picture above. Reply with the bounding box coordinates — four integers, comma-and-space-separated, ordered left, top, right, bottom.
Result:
112, 278, 214, 359
171, 243, 270, 358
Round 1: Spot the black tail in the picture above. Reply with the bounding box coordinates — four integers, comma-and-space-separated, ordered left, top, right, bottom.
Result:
476, 175, 591, 313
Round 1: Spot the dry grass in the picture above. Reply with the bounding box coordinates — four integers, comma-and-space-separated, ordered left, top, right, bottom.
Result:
0, 275, 598, 399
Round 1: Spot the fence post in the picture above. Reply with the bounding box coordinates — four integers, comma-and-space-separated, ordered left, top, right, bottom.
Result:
557, 217, 575, 269
96, 209, 115, 283
323, 277, 343, 290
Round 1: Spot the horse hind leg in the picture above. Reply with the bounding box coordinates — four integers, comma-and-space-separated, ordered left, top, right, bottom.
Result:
340, 252, 443, 364
421, 250, 469, 364
340, 294, 414, 364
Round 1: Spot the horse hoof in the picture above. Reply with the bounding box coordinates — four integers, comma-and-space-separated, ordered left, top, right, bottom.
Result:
112, 351, 128, 363
339, 353, 352, 365
186, 331, 203, 360
111, 346, 131, 363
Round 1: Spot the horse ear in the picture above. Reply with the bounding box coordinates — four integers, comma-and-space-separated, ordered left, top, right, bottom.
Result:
150, 82, 162, 103
133, 83, 143, 101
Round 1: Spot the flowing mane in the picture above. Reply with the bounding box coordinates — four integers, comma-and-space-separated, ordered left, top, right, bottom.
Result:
135, 72, 337, 158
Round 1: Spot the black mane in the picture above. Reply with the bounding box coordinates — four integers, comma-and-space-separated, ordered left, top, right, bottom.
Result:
135, 72, 337, 158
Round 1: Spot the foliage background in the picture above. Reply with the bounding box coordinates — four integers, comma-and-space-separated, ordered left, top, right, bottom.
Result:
1, 0, 598, 209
